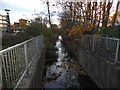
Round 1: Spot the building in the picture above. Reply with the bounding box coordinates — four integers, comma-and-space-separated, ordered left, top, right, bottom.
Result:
14, 22, 19, 31
19, 19, 30, 26
13, 19, 30, 31
0, 14, 7, 32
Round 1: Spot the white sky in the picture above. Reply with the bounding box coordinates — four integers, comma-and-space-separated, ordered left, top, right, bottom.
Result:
0, 0, 118, 25
0, 0, 61, 25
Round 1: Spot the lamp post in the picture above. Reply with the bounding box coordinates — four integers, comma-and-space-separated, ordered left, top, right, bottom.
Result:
4, 9, 10, 32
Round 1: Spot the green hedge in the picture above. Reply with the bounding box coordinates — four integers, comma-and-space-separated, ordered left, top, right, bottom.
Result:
99, 25, 120, 38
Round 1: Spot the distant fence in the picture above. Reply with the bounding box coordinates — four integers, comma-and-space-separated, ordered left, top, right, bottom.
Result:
0, 35, 43, 89
81, 35, 120, 64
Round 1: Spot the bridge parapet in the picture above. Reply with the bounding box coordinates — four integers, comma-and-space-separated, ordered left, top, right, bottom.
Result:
0, 35, 44, 89
81, 35, 120, 64
79, 35, 120, 88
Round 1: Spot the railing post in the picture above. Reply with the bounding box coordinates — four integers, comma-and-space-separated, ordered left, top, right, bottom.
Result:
0, 55, 3, 89
115, 40, 119, 62
36, 37, 38, 53
106, 35, 108, 48
41, 35, 43, 48
24, 43, 29, 75
92, 35, 95, 51
81, 35, 84, 47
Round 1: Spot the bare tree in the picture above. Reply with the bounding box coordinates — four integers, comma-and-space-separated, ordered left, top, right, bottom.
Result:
112, 0, 120, 26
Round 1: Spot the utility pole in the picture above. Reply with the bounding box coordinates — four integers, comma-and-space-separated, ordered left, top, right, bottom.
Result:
4, 9, 11, 32
46, 0, 52, 28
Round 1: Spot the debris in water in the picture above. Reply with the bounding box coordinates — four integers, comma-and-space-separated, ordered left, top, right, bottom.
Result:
43, 72, 62, 83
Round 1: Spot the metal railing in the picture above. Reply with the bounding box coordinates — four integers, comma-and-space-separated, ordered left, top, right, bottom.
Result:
81, 35, 120, 64
0, 35, 43, 89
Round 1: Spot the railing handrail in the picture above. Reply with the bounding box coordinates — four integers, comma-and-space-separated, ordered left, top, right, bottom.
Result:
84, 34, 120, 41
82, 34, 120, 64
0, 35, 43, 89
0, 36, 40, 54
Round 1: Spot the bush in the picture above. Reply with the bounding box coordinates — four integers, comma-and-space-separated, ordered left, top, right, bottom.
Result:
26, 22, 55, 44
26, 22, 57, 59
2, 32, 31, 49
2, 22, 56, 52
99, 25, 120, 38
2, 22, 58, 64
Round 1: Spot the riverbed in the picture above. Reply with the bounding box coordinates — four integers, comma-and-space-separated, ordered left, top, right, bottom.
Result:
42, 36, 99, 89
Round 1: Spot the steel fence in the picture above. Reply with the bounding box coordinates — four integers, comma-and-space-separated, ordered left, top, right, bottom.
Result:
0, 35, 43, 89
81, 35, 120, 64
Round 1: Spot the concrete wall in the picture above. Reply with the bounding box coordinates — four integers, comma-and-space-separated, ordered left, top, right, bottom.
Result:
29, 47, 45, 88
78, 49, 120, 88
18, 46, 45, 89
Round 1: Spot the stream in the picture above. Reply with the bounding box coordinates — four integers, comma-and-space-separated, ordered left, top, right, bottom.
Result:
43, 36, 99, 89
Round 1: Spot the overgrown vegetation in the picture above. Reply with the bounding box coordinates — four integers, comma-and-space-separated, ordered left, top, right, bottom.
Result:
2, 22, 56, 59
58, 1, 120, 60
2, 32, 31, 49
59, 1, 119, 37
28, 23, 58, 59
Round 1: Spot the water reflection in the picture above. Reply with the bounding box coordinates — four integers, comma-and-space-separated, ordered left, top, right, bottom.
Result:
43, 35, 98, 88
58, 35, 62, 41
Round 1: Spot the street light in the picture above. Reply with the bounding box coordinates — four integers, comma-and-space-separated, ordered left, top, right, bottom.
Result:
4, 9, 10, 32
4, 9, 10, 14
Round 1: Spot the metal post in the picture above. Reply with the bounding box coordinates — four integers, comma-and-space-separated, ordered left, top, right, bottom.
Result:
92, 35, 95, 50
106, 35, 108, 48
115, 40, 119, 62
24, 43, 29, 75
0, 55, 3, 89
36, 37, 38, 53
81, 35, 84, 46
41, 35, 43, 48
4, 9, 10, 32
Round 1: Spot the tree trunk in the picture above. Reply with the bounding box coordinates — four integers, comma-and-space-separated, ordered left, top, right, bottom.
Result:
46, 1, 52, 28
112, 1, 120, 26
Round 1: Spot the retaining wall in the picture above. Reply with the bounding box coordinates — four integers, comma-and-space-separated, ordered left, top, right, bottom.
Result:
18, 46, 45, 89
78, 49, 120, 88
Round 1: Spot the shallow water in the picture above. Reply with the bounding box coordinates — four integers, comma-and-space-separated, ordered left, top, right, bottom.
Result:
43, 36, 98, 88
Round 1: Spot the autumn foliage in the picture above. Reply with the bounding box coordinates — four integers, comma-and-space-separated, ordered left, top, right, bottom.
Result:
59, 1, 119, 36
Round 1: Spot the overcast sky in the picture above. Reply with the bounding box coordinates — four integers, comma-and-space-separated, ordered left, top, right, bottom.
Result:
0, 0, 61, 25
0, 0, 118, 25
